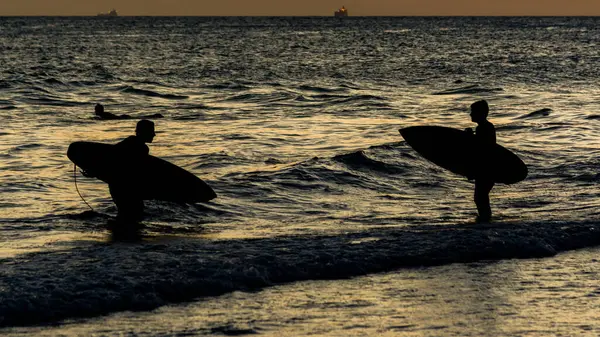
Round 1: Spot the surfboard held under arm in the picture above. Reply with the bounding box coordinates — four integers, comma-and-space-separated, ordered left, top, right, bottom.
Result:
400, 126, 527, 184
67, 141, 217, 203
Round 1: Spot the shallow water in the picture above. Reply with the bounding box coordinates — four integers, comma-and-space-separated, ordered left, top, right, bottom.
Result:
4, 248, 600, 336
2, 16, 600, 329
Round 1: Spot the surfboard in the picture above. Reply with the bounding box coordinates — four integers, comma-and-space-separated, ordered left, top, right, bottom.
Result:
67, 141, 217, 203
399, 126, 527, 184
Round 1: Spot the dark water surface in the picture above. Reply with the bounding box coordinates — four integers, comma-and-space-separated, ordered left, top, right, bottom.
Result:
7, 247, 600, 336
1, 17, 600, 333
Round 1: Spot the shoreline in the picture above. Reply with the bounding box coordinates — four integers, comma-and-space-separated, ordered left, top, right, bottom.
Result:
1, 219, 599, 327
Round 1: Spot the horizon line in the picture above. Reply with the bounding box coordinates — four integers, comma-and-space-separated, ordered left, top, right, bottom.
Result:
2, 14, 600, 17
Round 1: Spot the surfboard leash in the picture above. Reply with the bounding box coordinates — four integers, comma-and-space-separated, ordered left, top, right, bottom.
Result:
73, 163, 95, 212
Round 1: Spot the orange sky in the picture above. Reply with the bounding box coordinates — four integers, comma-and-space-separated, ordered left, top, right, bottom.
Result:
1, 0, 599, 16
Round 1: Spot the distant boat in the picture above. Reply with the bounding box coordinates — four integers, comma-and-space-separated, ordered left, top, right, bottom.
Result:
97, 9, 118, 17
334, 6, 348, 17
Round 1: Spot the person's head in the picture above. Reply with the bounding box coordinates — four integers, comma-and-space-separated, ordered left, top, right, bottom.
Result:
94, 103, 104, 116
470, 100, 489, 123
136, 119, 155, 143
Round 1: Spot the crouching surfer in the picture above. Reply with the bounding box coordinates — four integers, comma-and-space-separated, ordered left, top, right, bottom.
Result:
464, 100, 496, 223
83, 119, 156, 229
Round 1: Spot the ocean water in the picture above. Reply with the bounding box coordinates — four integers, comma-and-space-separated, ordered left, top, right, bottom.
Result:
1, 16, 600, 334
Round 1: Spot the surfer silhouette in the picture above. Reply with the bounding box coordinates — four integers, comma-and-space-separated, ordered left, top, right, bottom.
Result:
94, 103, 164, 120
94, 103, 130, 120
465, 100, 496, 222
109, 120, 155, 227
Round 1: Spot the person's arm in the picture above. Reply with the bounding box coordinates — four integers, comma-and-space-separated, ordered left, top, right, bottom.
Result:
80, 169, 96, 178
141, 144, 149, 156
467, 124, 495, 181
465, 128, 476, 180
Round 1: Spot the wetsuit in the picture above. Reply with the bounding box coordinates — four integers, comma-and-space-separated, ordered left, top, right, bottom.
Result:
474, 120, 496, 222
110, 136, 149, 225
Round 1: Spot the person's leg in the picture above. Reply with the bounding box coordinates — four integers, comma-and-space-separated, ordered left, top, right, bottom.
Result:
109, 184, 144, 226
128, 198, 144, 224
474, 180, 494, 222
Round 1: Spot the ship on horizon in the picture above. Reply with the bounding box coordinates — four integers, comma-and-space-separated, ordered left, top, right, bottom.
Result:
334, 6, 348, 17
97, 9, 118, 17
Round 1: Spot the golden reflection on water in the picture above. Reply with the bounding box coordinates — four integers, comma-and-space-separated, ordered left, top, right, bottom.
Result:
3, 90, 600, 229
2, 113, 407, 220
0, 116, 552, 228
0, 232, 104, 259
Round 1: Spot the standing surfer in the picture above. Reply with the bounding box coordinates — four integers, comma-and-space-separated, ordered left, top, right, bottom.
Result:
110, 119, 156, 226
81, 119, 156, 227
465, 100, 496, 222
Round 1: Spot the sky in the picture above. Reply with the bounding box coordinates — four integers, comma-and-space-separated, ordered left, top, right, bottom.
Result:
1, 0, 600, 16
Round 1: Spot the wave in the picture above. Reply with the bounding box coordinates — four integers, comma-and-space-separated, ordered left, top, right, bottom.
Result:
433, 85, 504, 95
202, 82, 251, 90
294, 94, 390, 108
226, 141, 422, 188
88, 64, 115, 80
495, 124, 533, 132
296, 84, 348, 93
549, 158, 600, 183
221, 92, 296, 103
1, 181, 57, 194
68, 80, 100, 87
128, 79, 172, 87
18, 97, 87, 107
18, 85, 52, 94
517, 108, 552, 119
1, 220, 598, 327
337, 94, 389, 105
120, 86, 189, 100
384, 29, 412, 34
9, 143, 43, 152
333, 150, 406, 175
43, 78, 66, 86
224, 158, 369, 194
310, 93, 386, 102
173, 103, 212, 110
569, 173, 600, 182
225, 144, 417, 195
171, 113, 209, 121
191, 151, 250, 170
537, 125, 565, 132
285, 93, 390, 108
